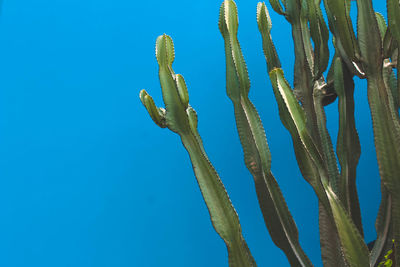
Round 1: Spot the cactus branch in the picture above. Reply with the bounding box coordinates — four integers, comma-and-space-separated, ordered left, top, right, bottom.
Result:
141, 34, 256, 267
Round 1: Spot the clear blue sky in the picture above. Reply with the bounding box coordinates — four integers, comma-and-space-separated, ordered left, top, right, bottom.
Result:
0, 0, 387, 266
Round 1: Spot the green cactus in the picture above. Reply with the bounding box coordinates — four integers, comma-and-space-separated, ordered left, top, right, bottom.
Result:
140, 0, 400, 266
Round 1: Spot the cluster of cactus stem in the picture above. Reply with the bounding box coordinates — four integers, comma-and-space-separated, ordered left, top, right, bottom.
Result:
140, 0, 400, 266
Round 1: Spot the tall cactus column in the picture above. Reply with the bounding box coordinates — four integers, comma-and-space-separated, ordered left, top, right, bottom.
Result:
140, 34, 256, 267
219, 1, 313, 266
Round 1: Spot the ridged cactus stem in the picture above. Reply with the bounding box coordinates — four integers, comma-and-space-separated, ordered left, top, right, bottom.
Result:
333, 57, 363, 236
180, 133, 256, 267
269, 67, 370, 266
397, 52, 400, 111
140, 34, 256, 267
219, 1, 312, 266
291, 22, 321, 145
355, 0, 400, 263
371, 183, 393, 266
313, 81, 340, 194
313, 80, 348, 266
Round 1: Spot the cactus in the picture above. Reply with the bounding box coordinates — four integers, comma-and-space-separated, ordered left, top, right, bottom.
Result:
140, 0, 400, 266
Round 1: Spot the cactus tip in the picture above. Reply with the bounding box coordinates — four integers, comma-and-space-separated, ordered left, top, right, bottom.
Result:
155, 34, 175, 67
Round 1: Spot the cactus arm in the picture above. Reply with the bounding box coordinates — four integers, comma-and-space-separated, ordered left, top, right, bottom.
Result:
270, 68, 371, 266
269, 68, 329, 206
355, 0, 383, 75
139, 90, 167, 128
140, 34, 256, 267
332, 57, 363, 236
264, 3, 347, 265
371, 184, 393, 267
264, 1, 367, 263
375, 11, 398, 110
398, 51, 400, 111
323, 0, 364, 77
283, 0, 297, 22
356, 0, 400, 184
318, 203, 346, 267
357, 0, 400, 263
316, 61, 348, 263
319, 60, 347, 267
383, 59, 399, 117
324, 185, 370, 267
269, 0, 286, 15
387, 0, 400, 45
155, 36, 190, 134
313, 77, 347, 267
324, 0, 359, 62
218, 2, 313, 266
306, 0, 330, 78
376, 12, 388, 40
290, 1, 325, 152
313, 79, 340, 193
299, 2, 315, 77
186, 106, 207, 156
271, 0, 324, 144
257, 3, 281, 73
366, 73, 400, 266
292, 21, 314, 109
284, 0, 322, 151
383, 28, 396, 60
180, 134, 256, 267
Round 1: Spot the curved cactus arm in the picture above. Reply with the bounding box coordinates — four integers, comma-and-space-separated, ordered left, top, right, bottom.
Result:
269, 68, 371, 266
139, 91, 167, 128
375, 12, 387, 40
332, 57, 363, 236
269, 68, 332, 211
219, 2, 313, 266
140, 34, 256, 267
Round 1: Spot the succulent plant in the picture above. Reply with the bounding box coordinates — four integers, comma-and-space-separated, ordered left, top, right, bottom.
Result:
140, 0, 400, 266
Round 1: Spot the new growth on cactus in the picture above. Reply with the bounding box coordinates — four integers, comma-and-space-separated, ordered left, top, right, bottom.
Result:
140, 0, 400, 266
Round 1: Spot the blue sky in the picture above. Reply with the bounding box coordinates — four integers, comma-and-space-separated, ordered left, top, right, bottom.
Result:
0, 0, 387, 266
